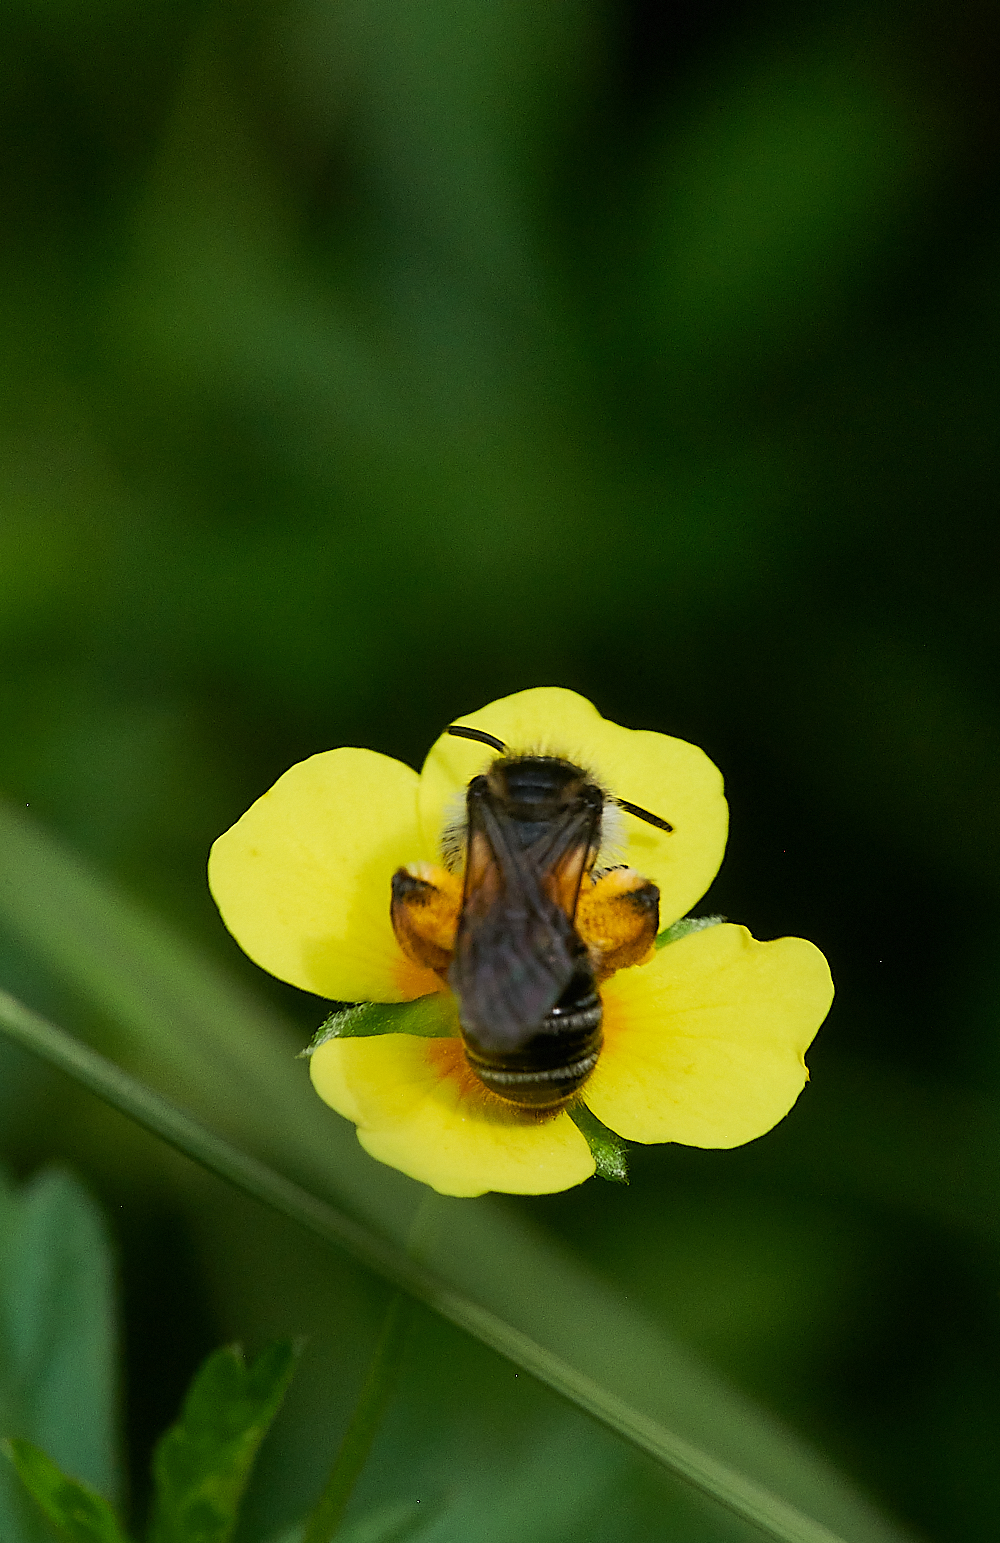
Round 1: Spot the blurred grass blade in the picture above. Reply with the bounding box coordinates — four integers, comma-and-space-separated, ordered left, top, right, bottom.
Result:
149, 1343, 299, 1543
2, 1440, 132, 1543
0, 803, 917, 1543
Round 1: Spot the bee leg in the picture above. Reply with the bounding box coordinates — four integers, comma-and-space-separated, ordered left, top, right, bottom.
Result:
390, 863, 463, 976
575, 867, 660, 981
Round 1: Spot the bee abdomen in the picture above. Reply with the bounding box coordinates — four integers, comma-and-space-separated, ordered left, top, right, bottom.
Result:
462, 989, 603, 1111
469, 1049, 601, 1109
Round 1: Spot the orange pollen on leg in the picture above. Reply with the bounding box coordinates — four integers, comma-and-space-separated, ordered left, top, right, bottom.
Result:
390, 862, 462, 976
392, 953, 447, 999
575, 867, 660, 980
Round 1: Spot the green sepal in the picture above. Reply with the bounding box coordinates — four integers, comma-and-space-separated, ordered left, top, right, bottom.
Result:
301, 994, 460, 1056
655, 914, 726, 949
148, 1341, 300, 1543
569, 1105, 629, 1184
2, 1438, 133, 1543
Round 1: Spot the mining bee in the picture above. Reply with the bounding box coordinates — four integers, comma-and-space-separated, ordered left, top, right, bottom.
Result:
390, 723, 673, 1111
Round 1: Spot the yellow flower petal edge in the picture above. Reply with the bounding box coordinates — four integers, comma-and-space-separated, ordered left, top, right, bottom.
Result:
309, 1034, 596, 1197
208, 748, 439, 1002
418, 686, 728, 928
584, 924, 833, 1147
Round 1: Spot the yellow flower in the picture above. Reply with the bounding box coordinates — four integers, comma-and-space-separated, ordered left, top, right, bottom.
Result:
208, 688, 833, 1197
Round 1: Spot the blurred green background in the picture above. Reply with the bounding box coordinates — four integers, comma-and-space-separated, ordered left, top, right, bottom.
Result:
1, 0, 998, 1539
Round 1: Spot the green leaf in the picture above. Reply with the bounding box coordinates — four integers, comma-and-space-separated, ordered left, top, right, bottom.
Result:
0, 1166, 121, 1543
656, 915, 725, 949
303, 995, 459, 1055
148, 1343, 299, 1543
2, 1440, 131, 1543
568, 1105, 628, 1184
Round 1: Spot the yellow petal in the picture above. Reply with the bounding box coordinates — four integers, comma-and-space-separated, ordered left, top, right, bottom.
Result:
584, 924, 833, 1147
208, 748, 439, 1001
309, 1034, 596, 1196
417, 686, 728, 927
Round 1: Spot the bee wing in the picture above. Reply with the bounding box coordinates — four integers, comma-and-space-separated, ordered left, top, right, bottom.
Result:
448, 791, 600, 1049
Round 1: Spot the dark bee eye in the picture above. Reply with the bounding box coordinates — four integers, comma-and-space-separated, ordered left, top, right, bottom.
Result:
447, 724, 508, 753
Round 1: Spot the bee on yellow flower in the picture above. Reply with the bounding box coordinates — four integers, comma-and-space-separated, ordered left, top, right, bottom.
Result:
209, 688, 833, 1196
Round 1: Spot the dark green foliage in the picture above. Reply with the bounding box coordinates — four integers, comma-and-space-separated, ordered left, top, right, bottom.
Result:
268, 1497, 439, 1543
0, 1169, 119, 1543
334, 1498, 439, 1543
6, 1337, 299, 1543
0, 1168, 296, 1543
148, 1345, 299, 1543
3, 1440, 132, 1543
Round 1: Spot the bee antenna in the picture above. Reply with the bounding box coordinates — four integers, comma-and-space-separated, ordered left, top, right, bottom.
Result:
615, 798, 674, 834
447, 724, 508, 754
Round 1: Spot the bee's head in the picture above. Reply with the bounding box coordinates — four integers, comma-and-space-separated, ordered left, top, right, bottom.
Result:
485, 755, 600, 823
440, 721, 672, 872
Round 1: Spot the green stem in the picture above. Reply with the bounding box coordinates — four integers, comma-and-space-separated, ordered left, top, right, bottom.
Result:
304, 1196, 435, 1541
303, 1292, 409, 1543
0, 988, 851, 1543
